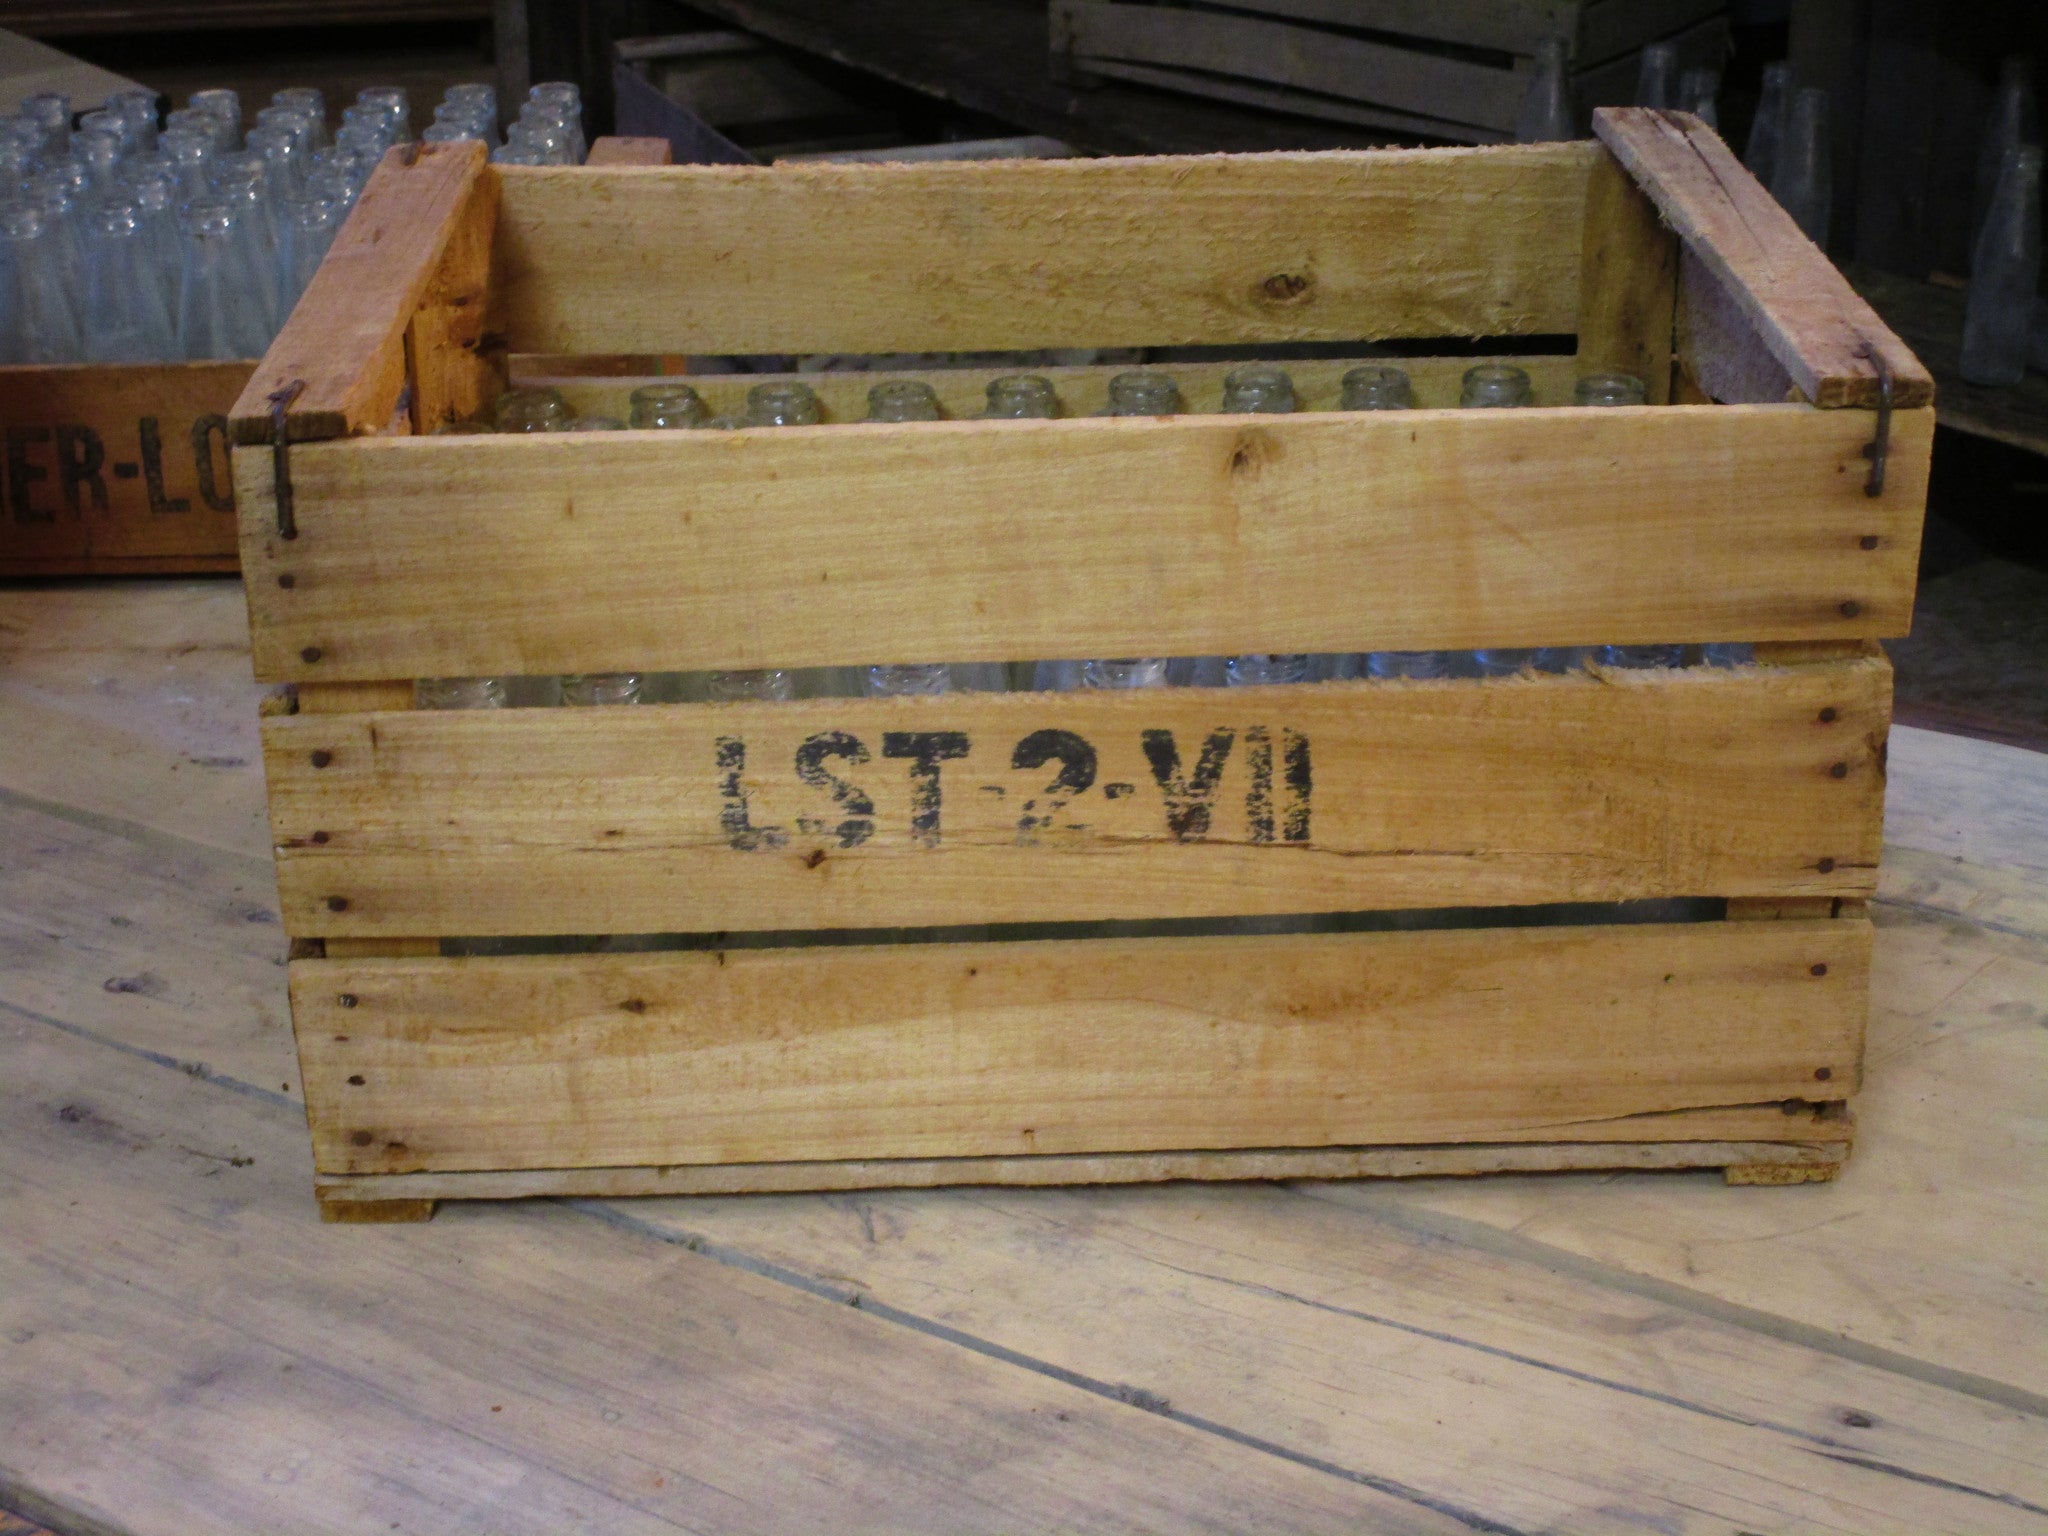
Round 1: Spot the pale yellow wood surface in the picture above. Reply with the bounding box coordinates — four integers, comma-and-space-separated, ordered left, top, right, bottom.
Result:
233, 401, 1931, 684
228, 143, 490, 445
1, 580, 2041, 1535
490, 144, 1597, 356
263, 659, 1887, 937
1575, 147, 1677, 403
1593, 109, 1931, 409
293, 919, 1867, 1175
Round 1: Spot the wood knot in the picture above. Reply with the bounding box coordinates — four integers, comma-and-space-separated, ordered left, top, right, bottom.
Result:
1259, 272, 1312, 303
619, 998, 648, 1014
1228, 428, 1279, 477
804, 848, 827, 869
350, 1130, 373, 1146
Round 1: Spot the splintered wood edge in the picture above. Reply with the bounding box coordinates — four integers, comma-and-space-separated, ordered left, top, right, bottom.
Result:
1593, 109, 1931, 410
228, 141, 492, 446
310, 1136, 1850, 1206
584, 135, 674, 166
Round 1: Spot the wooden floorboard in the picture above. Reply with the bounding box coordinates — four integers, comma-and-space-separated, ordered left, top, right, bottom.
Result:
0, 580, 2043, 1535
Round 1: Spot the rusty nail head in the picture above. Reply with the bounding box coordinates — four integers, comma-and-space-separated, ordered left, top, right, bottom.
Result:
1829, 762, 1849, 779
337, 993, 358, 1008
278, 573, 296, 589
1815, 1066, 1834, 1081
301, 646, 323, 663
347, 1074, 366, 1085
311, 830, 330, 844
350, 1130, 373, 1146
1838, 600, 1861, 618
1859, 535, 1880, 550
1818, 707, 1838, 723
1816, 857, 1836, 873
310, 749, 333, 768
1810, 963, 1828, 976
326, 895, 349, 912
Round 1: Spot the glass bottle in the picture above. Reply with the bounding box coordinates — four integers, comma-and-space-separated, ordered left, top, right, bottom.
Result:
1340, 363, 1413, 410
108, 87, 160, 153
2, 202, 83, 363
416, 676, 507, 710
212, 150, 284, 330
1771, 87, 1832, 247
1071, 371, 1182, 692
1961, 143, 2043, 386
1635, 43, 1676, 110
356, 86, 412, 143
697, 383, 814, 702
1973, 58, 2041, 270
1460, 363, 1532, 407
255, 104, 318, 164
863, 381, 953, 697
526, 82, 586, 163
159, 130, 214, 204
1563, 373, 1664, 668
1516, 38, 1575, 144
561, 673, 643, 706
1217, 366, 1310, 687
83, 200, 176, 362
983, 374, 1058, 417
445, 82, 499, 138
1745, 62, 1789, 185
20, 91, 70, 157
629, 382, 707, 429
1461, 366, 1539, 674
187, 88, 241, 149
494, 386, 572, 432
1346, 366, 1444, 679
123, 163, 182, 314
271, 88, 329, 147
72, 127, 125, 200
1679, 66, 1720, 130
176, 200, 271, 360
568, 416, 626, 431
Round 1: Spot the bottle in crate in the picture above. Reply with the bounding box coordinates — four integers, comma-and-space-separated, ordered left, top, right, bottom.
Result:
1068, 371, 1181, 691
700, 383, 820, 703
1462, 365, 1542, 678
863, 382, 956, 698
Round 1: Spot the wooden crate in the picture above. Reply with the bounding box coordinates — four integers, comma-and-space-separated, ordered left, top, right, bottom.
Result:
0, 360, 251, 575
227, 113, 1932, 1222
1050, 0, 1730, 145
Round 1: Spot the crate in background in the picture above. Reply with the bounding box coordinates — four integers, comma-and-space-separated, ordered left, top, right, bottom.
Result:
226, 115, 1930, 1221
1050, 0, 1730, 145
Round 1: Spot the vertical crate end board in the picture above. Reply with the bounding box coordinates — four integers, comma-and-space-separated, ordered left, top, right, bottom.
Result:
0, 361, 251, 575
233, 116, 1930, 1218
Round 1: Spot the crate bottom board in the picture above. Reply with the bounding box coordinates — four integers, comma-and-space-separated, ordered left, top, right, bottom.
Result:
312, 1130, 1849, 1220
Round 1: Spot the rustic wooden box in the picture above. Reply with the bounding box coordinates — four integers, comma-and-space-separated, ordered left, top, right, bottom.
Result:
228, 114, 1932, 1222
0, 360, 251, 575
1050, 0, 1730, 145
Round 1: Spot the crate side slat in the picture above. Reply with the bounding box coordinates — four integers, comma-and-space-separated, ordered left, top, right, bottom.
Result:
293, 917, 1868, 1174
1577, 149, 1678, 403
313, 1129, 1849, 1204
265, 658, 1887, 938
1593, 109, 1932, 410
228, 142, 492, 447
234, 401, 1930, 684
0, 361, 250, 574
487, 145, 1597, 356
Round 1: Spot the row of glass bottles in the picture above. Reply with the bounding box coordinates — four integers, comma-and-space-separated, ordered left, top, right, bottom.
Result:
0, 78, 585, 365
416, 363, 1748, 713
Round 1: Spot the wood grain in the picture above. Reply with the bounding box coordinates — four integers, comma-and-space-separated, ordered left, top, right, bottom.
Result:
1592, 108, 1932, 409
404, 155, 502, 435
228, 142, 491, 445
1576, 147, 1677, 403
487, 144, 1598, 355
315, 1129, 1850, 1204
232, 400, 1930, 683
293, 918, 1868, 1175
0, 361, 250, 574
264, 658, 1890, 937
582, 135, 674, 166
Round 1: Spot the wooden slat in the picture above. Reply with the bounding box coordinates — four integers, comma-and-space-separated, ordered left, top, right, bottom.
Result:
293, 916, 1869, 1174
1576, 147, 1677, 403
1675, 247, 1799, 404
264, 658, 1890, 937
582, 134, 675, 166
1054, 1, 1524, 135
233, 400, 1931, 683
0, 361, 250, 574
487, 143, 1598, 355
404, 155, 502, 434
316, 1128, 1850, 1204
1593, 108, 1932, 409
228, 142, 492, 446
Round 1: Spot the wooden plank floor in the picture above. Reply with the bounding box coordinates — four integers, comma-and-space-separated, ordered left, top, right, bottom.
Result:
2, 578, 2044, 1536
